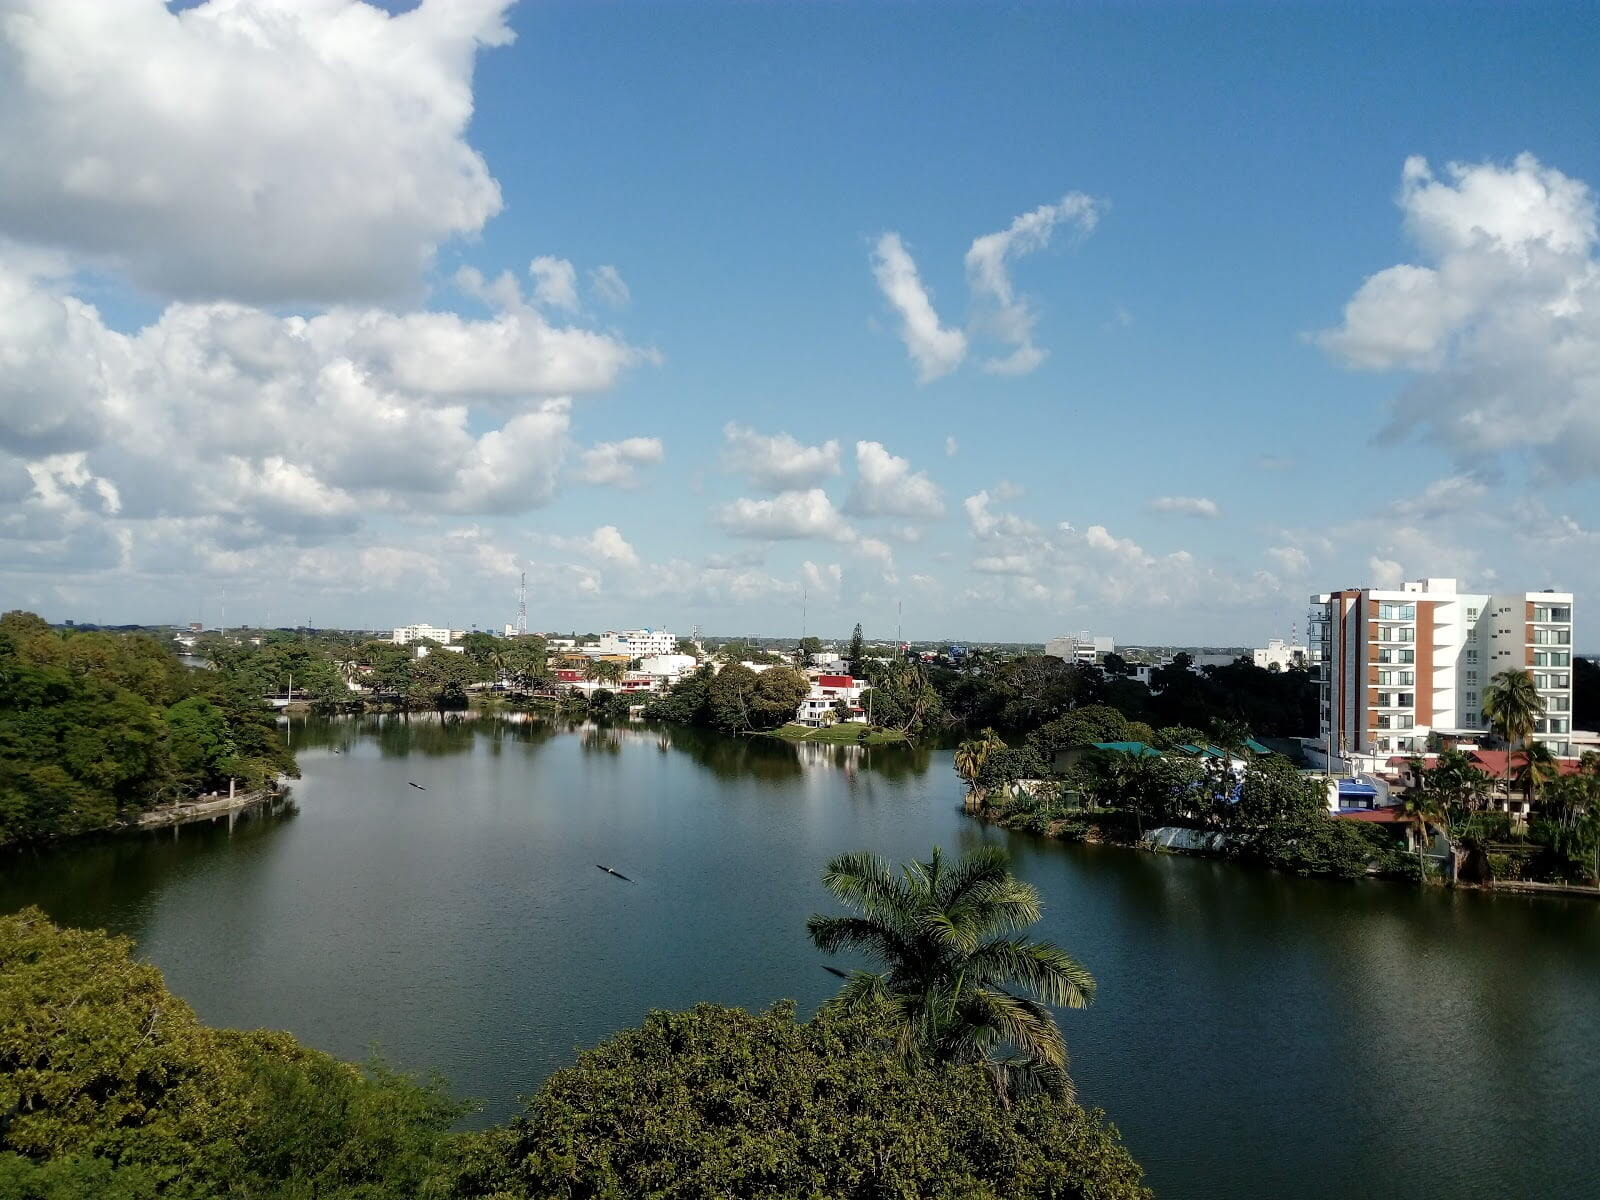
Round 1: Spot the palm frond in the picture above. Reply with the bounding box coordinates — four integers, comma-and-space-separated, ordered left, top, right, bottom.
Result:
966, 937, 1096, 1008
805, 914, 912, 963
820, 851, 916, 927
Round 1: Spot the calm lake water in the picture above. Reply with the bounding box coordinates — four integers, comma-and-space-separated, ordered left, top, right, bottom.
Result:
4, 713, 1598, 1199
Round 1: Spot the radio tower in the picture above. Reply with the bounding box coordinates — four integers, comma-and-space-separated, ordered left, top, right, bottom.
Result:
517, 571, 527, 636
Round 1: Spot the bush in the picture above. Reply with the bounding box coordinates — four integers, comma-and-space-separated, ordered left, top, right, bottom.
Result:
466, 1002, 1150, 1200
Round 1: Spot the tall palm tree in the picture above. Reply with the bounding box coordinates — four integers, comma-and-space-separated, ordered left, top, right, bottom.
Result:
806, 845, 1094, 1101
952, 728, 1004, 813
1400, 789, 1441, 882
1482, 669, 1545, 804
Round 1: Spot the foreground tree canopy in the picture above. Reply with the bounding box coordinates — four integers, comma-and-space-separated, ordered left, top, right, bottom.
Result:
0, 910, 1150, 1200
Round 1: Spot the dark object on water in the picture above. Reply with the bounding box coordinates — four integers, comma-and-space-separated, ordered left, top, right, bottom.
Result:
596, 864, 633, 882
407, 781, 426, 790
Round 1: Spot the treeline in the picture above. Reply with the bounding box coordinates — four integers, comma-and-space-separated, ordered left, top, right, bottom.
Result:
200, 630, 549, 711
929, 651, 1316, 742
0, 612, 294, 848
0, 908, 1150, 1200
642, 662, 810, 732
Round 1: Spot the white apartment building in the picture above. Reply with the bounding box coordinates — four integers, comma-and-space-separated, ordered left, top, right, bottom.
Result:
594, 629, 678, 657
1310, 578, 1575, 763
392, 624, 464, 646
1253, 638, 1311, 671
796, 674, 868, 727
1045, 633, 1114, 665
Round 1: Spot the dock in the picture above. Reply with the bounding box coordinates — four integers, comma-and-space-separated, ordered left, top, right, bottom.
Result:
134, 786, 282, 831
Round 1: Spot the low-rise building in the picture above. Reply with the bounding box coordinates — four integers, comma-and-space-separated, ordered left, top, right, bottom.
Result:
796, 674, 868, 727
637, 653, 698, 683
1044, 633, 1114, 665
393, 623, 463, 646
594, 628, 678, 657
1252, 638, 1311, 671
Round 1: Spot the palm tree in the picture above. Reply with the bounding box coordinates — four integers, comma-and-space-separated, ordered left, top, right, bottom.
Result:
1513, 740, 1559, 808
1482, 669, 1545, 804
1400, 789, 1441, 882
953, 728, 1004, 813
807, 845, 1094, 1100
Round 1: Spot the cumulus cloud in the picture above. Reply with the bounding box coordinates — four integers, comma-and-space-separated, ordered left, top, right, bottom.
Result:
1146, 495, 1221, 519
869, 233, 968, 382
529, 257, 579, 311
1368, 556, 1405, 587
715, 489, 854, 541
1317, 153, 1600, 477
964, 193, 1099, 375
0, 259, 653, 556
1391, 474, 1488, 520
802, 560, 843, 598
0, 0, 515, 304
963, 490, 1039, 540
574, 437, 664, 489
1265, 545, 1310, 577
846, 441, 945, 519
721, 424, 841, 492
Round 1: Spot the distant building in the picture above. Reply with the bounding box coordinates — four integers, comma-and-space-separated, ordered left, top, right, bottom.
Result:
413, 643, 465, 658
1044, 633, 1114, 665
594, 629, 678, 657
1252, 638, 1310, 671
1310, 577, 1575, 763
393, 624, 463, 646
796, 674, 868, 727
638, 653, 698, 683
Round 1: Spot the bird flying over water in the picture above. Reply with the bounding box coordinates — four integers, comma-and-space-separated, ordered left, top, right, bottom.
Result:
596, 864, 633, 882
407, 781, 426, 790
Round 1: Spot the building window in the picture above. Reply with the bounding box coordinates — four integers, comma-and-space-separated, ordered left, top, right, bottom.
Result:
1534, 650, 1571, 667
1533, 605, 1571, 623
1466, 608, 1480, 622
1378, 670, 1414, 686
1378, 602, 1416, 621
1532, 627, 1571, 646
1377, 626, 1415, 644
1463, 670, 1478, 684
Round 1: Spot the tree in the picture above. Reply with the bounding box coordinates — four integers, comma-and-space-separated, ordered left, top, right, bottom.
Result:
407, 651, 477, 710
846, 622, 866, 678
797, 635, 823, 661
706, 664, 808, 733
1399, 789, 1442, 882
470, 1002, 1149, 1200
953, 728, 1005, 813
501, 637, 548, 692
807, 846, 1095, 1101
1028, 705, 1132, 759
1514, 740, 1560, 807
0, 909, 464, 1200
1483, 668, 1545, 801
163, 696, 236, 794
589, 658, 625, 686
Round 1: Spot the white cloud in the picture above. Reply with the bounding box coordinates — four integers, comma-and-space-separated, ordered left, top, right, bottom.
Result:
574, 437, 664, 489
0, 259, 653, 547
721, 424, 841, 492
964, 193, 1099, 375
847, 441, 945, 519
529, 257, 579, 311
1369, 556, 1405, 587
584, 524, 638, 568
945, 435, 958, 457
590, 265, 630, 308
869, 233, 967, 382
715, 489, 854, 541
802, 560, 843, 598
0, 0, 514, 304
1265, 545, 1310, 577
1392, 474, 1488, 520
963, 490, 1039, 540
1317, 153, 1600, 477
1146, 495, 1221, 519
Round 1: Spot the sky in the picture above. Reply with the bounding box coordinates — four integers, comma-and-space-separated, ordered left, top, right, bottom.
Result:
2, 0, 1599, 644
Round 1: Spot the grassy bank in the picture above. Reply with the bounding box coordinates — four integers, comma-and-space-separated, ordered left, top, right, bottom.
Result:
766, 722, 908, 745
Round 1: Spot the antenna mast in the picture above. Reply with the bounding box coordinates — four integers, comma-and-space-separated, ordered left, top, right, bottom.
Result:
517, 571, 527, 636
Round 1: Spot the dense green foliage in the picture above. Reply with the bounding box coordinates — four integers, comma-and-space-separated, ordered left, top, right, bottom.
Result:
2, 909, 1149, 1200
463, 1002, 1149, 1200
0, 909, 463, 1199
0, 613, 295, 847
808, 845, 1095, 1099
642, 663, 809, 733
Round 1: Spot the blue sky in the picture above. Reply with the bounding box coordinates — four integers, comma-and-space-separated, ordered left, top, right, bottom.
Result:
1, 1, 1598, 643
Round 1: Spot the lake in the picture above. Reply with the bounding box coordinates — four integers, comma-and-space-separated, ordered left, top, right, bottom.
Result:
3, 712, 1597, 1199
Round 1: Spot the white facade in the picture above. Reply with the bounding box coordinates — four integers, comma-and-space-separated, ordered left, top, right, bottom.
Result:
1045, 633, 1114, 665
393, 624, 463, 645
637, 653, 698, 682
1252, 639, 1310, 671
796, 675, 868, 726
413, 642, 466, 658
594, 629, 678, 657
1311, 577, 1575, 761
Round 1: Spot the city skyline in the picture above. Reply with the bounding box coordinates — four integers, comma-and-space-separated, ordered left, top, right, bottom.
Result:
3, 1, 1598, 642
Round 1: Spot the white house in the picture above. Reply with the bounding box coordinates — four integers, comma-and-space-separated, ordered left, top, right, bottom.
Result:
796, 674, 868, 727
637, 653, 698, 683
1252, 638, 1310, 671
